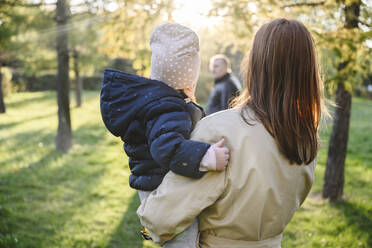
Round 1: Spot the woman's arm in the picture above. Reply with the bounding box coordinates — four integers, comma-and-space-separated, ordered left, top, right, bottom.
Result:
137, 170, 226, 244
137, 117, 227, 244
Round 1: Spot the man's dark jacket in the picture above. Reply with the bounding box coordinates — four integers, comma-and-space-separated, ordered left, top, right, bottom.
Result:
206, 73, 239, 115
100, 69, 210, 191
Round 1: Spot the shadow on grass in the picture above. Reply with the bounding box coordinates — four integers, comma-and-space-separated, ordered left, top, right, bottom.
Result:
0, 112, 56, 130
106, 193, 145, 248
0, 156, 105, 247
0, 129, 56, 172
333, 200, 372, 246
0, 127, 54, 147
0, 123, 113, 247
6, 93, 54, 109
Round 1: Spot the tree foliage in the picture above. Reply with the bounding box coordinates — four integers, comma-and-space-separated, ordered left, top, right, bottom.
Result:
209, 0, 372, 92
99, 0, 175, 76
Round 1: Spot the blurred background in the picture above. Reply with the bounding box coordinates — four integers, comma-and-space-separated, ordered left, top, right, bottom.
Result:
0, 0, 371, 247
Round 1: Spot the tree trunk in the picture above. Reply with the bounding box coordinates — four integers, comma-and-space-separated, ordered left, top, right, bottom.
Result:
322, 83, 352, 201
72, 49, 82, 107
56, 0, 72, 153
0, 69, 5, 113
322, 0, 360, 202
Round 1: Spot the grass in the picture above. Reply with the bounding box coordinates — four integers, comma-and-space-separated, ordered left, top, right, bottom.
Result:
0, 91, 371, 248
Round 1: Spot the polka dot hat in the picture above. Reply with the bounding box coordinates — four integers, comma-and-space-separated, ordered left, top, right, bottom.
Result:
150, 23, 200, 91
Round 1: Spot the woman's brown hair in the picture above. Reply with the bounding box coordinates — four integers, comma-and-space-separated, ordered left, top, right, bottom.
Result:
233, 18, 326, 165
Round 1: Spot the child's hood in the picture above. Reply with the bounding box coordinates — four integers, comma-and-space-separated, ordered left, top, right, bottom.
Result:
100, 68, 184, 137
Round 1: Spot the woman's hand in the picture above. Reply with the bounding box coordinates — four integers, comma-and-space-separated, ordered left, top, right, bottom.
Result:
213, 138, 230, 171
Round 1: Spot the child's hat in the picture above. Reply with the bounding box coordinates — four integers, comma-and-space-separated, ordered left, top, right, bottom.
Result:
150, 23, 200, 90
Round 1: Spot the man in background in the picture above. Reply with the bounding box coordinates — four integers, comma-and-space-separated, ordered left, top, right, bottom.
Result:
205, 54, 241, 115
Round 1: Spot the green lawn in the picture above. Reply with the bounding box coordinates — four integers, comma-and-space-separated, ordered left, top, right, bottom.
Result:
0, 91, 371, 248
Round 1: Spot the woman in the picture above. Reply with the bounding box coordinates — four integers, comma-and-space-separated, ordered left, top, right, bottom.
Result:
138, 18, 327, 248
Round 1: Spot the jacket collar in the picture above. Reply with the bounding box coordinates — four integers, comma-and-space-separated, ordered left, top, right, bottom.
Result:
214, 73, 231, 85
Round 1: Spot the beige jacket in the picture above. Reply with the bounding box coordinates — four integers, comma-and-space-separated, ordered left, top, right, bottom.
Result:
138, 108, 316, 248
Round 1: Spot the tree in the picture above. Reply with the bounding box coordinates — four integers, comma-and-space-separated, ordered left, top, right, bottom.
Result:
68, 11, 109, 107
0, 1, 27, 113
322, 0, 363, 201
0, 54, 16, 113
0, 69, 5, 113
72, 48, 82, 107
55, 0, 72, 152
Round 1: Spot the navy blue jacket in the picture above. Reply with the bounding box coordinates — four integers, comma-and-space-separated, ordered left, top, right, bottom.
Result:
100, 69, 211, 191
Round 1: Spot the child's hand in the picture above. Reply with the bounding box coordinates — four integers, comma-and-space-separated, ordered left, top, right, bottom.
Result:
213, 138, 230, 171
199, 138, 230, 172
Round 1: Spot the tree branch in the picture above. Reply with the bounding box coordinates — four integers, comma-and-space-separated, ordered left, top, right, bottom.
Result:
359, 20, 371, 28
281, 1, 326, 8
0, 0, 56, 7
0, 0, 102, 8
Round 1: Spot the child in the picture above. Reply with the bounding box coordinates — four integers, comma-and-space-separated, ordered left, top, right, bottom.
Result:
100, 23, 229, 247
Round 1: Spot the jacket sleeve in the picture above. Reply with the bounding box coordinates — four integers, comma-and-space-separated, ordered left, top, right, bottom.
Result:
205, 87, 218, 115
137, 117, 227, 244
145, 99, 211, 179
